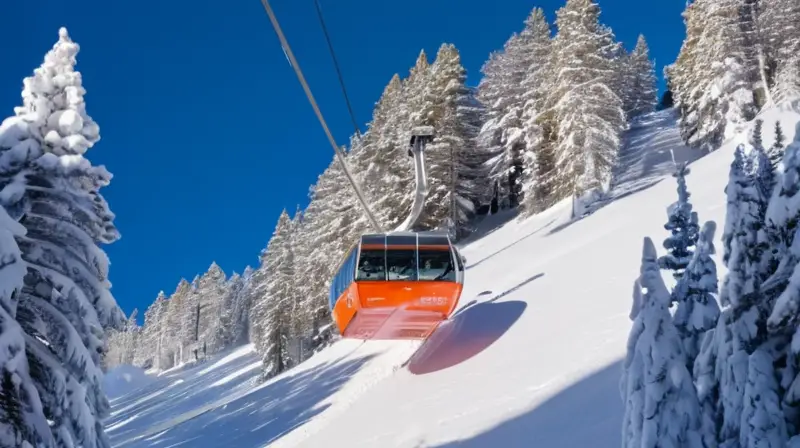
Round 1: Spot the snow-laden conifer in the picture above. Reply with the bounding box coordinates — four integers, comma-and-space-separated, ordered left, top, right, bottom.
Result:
0, 181, 50, 446
658, 162, 700, 280
0, 28, 123, 447
672, 221, 721, 369
774, 56, 800, 107
621, 237, 702, 448
253, 211, 295, 380
421, 43, 486, 235
770, 121, 786, 171
739, 340, 788, 446
544, 0, 625, 200
623, 35, 658, 120
673, 0, 759, 151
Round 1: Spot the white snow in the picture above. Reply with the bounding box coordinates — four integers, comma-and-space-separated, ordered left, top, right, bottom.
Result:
105, 106, 800, 447
102, 365, 155, 401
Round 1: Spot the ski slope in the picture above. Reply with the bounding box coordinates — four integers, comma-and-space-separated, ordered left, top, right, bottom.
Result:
104, 106, 800, 447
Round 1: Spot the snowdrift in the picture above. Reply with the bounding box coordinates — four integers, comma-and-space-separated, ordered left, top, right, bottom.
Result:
105, 106, 800, 447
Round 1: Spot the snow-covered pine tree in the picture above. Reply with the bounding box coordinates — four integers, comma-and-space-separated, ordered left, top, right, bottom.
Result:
623, 35, 658, 120
247, 250, 270, 350
476, 36, 524, 210
774, 55, 800, 106
137, 292, 168, 370
741, 0, 774, 108
758, 0, 800, 84
692, 329, 720, 447
516, 8, 556, 216
231, 266, 254, 346
254, 210, 295, 380
671, 0, 709, 148
544, 0, 625, 202
195, 262, 228, 356
658, 161, 700, 281
294, 154, 368, 348
659, 65, 675, 110
674, 0, 759, 152
734, 136, 792, 445
763, 124, 800, 316
181, 276, 202, 361
672, 221, 720, 371
739, 338, 788, 446
620, 236, 702, 448
403, 50, 435, 132
166, 278, 192, 366
769, 121, 786, 171
0, 28, 125, 448
722, 145, 749, 269
356, 74, 413, 228
708, 131, 789, 446
287, 207, 306, 344
0, 157, 50, 447
117, 309, 139, 366
418, 43, 485, 236
217, 272, 242, 349
102, 311, 138, 370
211, 271, 238, 353
477, 7, 552, 212
756, 124, 800, 443
751, 120, 777, 210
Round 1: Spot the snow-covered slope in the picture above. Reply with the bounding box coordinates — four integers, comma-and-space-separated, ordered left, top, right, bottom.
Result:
105, 106, 800, 448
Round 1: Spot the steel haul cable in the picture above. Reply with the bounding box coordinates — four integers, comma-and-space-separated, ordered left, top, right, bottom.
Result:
313, 0, 362, 138
258, 0, 383, 232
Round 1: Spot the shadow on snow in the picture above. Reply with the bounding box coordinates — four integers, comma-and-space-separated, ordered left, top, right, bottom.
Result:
108, 351, 377, 447
432, 359, 624, 447
405, 274, 542, 376
465, 217, 556, 271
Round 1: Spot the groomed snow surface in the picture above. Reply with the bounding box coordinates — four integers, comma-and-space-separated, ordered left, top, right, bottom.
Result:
105, 106, 800, 447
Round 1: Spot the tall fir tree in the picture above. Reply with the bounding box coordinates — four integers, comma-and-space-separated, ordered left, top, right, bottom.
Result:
673, 0, 759, 151
0, 28, 125, 447
419, 43, 486, 236
623, 35, 658, 119
254, 211, 295, 381
544, 0, 625, 201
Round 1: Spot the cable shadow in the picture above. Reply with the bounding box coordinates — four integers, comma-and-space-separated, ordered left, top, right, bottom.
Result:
432, 359, 624, 447
459, 209, 520, 246
466, 219, 556, 271
546, 180, 662, 236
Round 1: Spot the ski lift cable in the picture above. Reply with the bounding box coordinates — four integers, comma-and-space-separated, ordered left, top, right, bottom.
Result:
258, 0, 383, 232
313, 0, 362, 138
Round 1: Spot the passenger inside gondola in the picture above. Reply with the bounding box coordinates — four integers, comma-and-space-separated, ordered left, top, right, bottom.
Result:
418, 249, 456, 281
356, 248, 385, 280
386, 248, 417, 281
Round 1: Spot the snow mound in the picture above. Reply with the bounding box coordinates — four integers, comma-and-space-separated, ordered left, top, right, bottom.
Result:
104, 365, 156, 400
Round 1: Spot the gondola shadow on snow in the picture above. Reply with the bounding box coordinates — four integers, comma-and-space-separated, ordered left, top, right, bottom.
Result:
404, 276, 540, 376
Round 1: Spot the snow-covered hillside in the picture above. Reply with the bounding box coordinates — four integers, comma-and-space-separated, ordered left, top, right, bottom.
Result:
104, 106, 800, 447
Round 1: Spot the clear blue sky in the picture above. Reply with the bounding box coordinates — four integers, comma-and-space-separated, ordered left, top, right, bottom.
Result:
0, 0, 685, 322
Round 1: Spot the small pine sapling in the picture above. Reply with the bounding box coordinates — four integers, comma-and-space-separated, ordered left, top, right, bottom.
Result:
659, 161, 700, 281
769, 121, 786, 170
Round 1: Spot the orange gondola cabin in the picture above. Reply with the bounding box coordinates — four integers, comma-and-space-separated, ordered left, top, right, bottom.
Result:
329, 231, 465, 340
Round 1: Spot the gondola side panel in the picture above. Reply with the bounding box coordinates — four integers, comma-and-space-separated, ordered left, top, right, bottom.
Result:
332, 283, 361, 337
